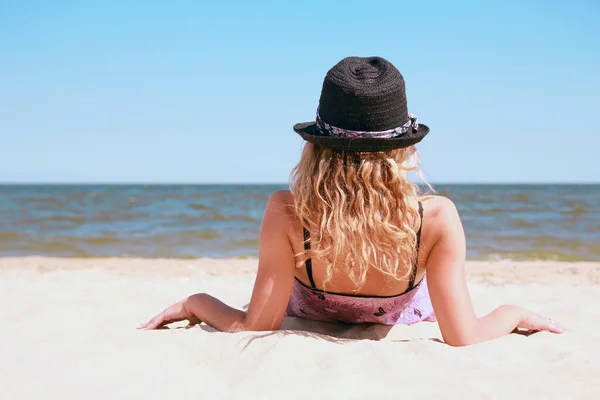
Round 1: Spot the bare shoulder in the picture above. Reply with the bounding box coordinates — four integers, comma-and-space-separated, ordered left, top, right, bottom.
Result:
421, 195, 459, 218
263, 190, 296, 229
266, 190, 295, 212
420, 195, 463, 240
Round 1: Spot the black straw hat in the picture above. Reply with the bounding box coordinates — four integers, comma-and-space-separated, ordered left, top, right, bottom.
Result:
294, 56, 429, 152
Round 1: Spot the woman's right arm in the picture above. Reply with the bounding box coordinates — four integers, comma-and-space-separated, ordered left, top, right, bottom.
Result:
425, 197, 565, 347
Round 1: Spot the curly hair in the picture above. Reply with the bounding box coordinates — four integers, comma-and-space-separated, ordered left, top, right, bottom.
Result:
290, 143, 430, 292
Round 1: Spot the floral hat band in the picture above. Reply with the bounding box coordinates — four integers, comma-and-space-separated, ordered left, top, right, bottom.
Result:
315, 109, 419, 139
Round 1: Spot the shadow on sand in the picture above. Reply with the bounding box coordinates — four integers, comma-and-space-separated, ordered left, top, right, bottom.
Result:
164, 305, 543, 351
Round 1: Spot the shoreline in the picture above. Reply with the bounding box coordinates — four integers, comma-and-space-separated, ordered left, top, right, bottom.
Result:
1, 257, 599, 285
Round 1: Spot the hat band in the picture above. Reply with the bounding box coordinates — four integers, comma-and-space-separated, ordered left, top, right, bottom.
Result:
315, 109, 419, 139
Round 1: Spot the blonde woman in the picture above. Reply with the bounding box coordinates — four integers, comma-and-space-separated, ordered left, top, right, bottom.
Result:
139, 56, 566, 346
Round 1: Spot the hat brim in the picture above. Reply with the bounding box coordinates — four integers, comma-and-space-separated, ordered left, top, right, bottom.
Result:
293, 121, 430, 152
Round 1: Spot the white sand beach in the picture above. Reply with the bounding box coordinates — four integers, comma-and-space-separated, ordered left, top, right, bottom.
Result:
1, 257, 599, 399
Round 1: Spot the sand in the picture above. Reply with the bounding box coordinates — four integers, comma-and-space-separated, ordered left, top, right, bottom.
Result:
1, 257, 599, 399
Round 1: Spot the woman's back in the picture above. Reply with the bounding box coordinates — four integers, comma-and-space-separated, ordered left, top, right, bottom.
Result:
281, 190, 445, 297
269, 190, 450, 324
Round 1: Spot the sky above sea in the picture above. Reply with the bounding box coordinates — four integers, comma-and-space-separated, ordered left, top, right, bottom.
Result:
0, 0, 598, 184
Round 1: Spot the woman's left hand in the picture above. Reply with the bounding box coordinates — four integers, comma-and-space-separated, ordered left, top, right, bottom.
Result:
138, 298, 201, 330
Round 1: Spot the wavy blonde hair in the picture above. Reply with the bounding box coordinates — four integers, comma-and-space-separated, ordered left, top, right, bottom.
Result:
290, 143, 430, 291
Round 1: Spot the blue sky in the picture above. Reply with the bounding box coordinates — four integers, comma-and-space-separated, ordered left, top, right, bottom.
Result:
0, 0, 598, 184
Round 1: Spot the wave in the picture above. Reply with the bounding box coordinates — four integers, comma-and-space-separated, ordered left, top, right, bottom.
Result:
189, 203, 209, 210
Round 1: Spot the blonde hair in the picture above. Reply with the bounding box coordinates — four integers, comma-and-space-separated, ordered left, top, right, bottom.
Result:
290, 143, 430, 291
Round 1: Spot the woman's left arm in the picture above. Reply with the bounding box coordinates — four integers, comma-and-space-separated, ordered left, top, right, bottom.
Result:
138, 191, 297, 332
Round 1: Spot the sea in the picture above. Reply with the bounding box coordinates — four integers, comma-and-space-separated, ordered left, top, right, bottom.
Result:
0, 184, 599, 261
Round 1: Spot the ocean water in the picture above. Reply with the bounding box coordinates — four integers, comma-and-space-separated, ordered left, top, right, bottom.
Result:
0, 184, 598, 261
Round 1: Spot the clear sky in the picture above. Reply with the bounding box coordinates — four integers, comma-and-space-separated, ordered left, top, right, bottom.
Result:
0, 0, 598, 184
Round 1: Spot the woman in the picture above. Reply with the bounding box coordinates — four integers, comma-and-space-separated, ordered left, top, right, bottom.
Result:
139, 56, 566, 346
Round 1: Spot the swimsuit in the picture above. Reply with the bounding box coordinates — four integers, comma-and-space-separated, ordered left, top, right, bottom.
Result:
286, 202, 436, 325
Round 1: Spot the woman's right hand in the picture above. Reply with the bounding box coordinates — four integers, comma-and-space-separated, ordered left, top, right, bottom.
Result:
516, 309, 568, 334
138, 297, 201, 330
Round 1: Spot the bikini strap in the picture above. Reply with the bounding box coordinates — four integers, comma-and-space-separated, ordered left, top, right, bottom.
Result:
407, 201, 424, 290
304, 202, 423, 291
303, 227, 317, 288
